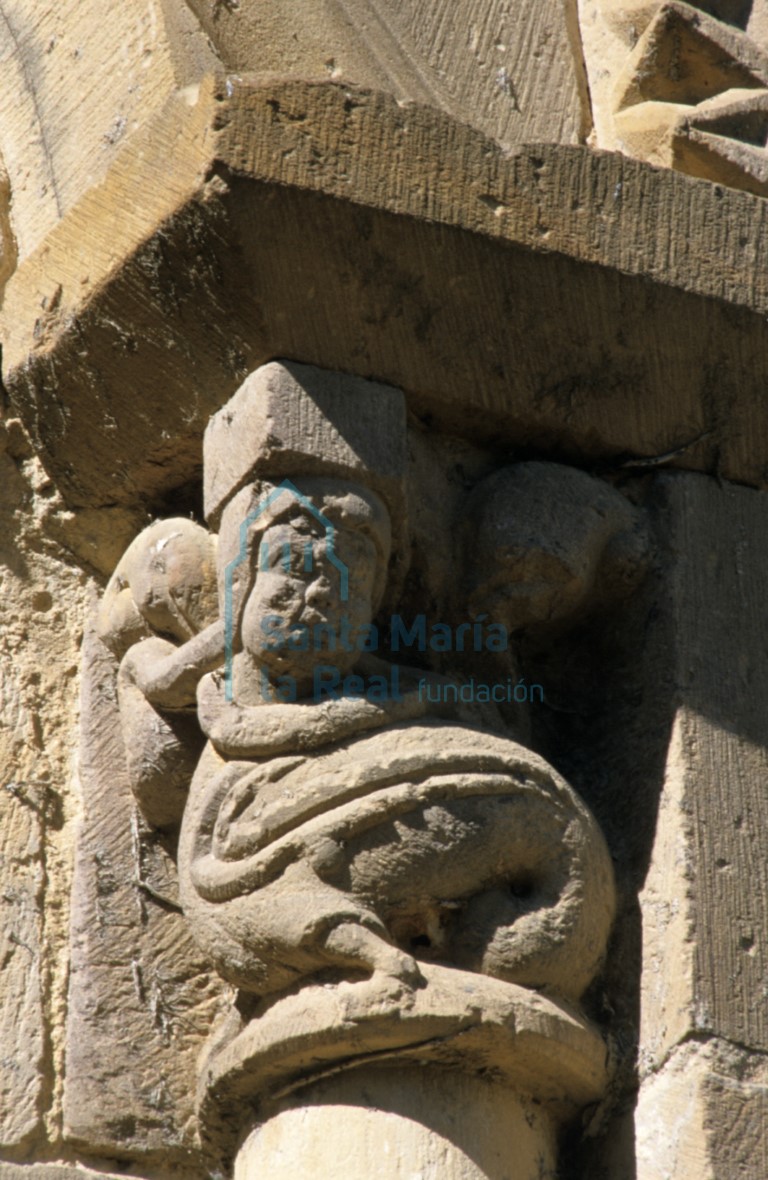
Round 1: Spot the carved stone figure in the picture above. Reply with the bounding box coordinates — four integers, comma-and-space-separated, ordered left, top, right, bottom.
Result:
178, 475, 615, 1006
89, 360, 648, 1172
97, 517, 221, 827
85, 361, 632, 1161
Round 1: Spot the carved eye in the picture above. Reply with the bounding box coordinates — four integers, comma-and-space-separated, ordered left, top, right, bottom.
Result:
508, 876, 535, 900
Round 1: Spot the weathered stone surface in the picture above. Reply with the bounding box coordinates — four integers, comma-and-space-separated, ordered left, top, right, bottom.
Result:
496, 465, 768, 1177
0, 425, 92, 1151
185, 0, 590, 152
640, 472, 768, 1062
613, 471, 768, 1178
0, 775, 45, 1147
10, 78, 768, 511
635, 1039, 768, 1180
64, 623, 226, 1162
0, 0, 217, 264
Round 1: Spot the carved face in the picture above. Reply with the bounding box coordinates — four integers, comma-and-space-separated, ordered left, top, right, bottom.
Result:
97, 518, 219, 659
238, 480, 390, 690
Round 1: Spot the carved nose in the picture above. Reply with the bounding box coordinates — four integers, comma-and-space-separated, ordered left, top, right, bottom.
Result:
305, 575, 333, 610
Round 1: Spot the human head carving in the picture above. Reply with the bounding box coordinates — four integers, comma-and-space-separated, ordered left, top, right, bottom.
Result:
97, 517, 219, 659
218, 476, 391, 687
203, 361, 407, 691
462, 461, 649, 631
